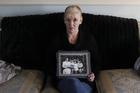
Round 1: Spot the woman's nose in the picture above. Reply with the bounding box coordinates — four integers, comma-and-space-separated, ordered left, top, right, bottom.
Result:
69, 21, 74, 27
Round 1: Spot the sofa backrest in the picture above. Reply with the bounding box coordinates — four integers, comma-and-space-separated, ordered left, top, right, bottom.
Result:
0, 13, 65, 70
91, 15, 139, 69
0, 13, 139, 70
0, 15, 50, 70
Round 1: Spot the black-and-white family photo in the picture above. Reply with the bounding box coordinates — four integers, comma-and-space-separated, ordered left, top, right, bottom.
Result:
57, 51, 91, 78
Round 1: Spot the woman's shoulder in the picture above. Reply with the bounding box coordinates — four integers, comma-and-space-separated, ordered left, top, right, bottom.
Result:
81, 30, 96, 43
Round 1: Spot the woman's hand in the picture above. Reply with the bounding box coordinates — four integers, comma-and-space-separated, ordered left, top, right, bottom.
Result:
87, 72, 95, 82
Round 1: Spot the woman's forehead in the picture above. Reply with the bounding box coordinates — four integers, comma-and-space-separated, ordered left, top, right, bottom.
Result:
65, 13, 81, 19
65, 8, 81, 16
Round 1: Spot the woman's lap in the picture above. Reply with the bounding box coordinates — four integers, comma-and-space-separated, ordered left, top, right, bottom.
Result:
58, 78, 92, 93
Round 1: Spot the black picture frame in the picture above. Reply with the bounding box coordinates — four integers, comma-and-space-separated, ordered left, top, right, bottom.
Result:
56, 51, 91, 78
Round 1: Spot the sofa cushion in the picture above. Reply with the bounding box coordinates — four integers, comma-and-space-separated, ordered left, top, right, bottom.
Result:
96, 69, 140, 93
0, 70, 44, 93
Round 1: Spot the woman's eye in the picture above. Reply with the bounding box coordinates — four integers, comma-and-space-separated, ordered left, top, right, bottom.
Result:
65, 19, 69, 22
74, 19, 77, 22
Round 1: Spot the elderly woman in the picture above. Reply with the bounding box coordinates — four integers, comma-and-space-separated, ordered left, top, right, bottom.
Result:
46, 5, 100, 93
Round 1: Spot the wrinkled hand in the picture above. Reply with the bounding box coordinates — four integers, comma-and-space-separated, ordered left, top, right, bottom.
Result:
87, 73, 95, 82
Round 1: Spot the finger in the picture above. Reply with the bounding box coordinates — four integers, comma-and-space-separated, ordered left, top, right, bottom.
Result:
89, 78, 94, 82
88, 74, 94, 78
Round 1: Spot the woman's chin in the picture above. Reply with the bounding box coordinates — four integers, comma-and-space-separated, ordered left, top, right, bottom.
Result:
68, 30, 75, 33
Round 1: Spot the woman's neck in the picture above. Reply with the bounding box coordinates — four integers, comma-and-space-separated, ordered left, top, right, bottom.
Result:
67, 31, 79, 44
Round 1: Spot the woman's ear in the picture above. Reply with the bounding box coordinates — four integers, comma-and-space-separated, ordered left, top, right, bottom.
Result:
80, 16, 83, 24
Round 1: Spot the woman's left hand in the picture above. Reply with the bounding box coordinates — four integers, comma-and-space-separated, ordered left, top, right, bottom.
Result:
87, 72, 95, 82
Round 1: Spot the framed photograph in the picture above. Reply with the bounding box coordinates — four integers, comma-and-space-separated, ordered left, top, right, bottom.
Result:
56, 51, 91, 78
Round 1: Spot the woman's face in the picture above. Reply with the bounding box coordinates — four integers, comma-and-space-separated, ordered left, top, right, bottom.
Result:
64, 8, 83, 34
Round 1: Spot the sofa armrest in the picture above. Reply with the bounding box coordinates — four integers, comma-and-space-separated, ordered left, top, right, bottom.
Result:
0, 70, 44, 93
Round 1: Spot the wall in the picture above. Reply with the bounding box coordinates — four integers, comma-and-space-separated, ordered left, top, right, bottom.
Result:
0, 5, 139, 21
0, 0, 140, 4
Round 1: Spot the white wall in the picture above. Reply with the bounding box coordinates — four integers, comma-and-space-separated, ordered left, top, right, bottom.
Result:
0, 0, 140, 4
0, 5, 140, 21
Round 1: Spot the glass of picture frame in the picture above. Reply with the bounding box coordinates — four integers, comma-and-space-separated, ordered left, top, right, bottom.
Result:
56, 51, 91, 78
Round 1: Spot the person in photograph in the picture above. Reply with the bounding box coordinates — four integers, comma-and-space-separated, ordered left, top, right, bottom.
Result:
77, 59, 83, 68
62, 58, 72, 74
77, 59, 84, 73
46, 5, 100, 93
72, 59, 79, 73
62, 58, 71, 68
63, 68, 71, 74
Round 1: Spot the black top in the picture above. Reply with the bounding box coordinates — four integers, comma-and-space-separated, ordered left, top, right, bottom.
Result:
46, 26, 100, 87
